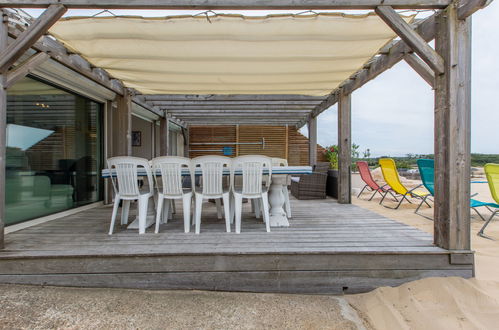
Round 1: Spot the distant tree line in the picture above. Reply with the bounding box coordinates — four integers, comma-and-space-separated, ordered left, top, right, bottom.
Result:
324, 145, 499, 170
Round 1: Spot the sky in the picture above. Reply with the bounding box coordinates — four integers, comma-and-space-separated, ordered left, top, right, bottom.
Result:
23, 2, 499, 157
309, 1, 499, 157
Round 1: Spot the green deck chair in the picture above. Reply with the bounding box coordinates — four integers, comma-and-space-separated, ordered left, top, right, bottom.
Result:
477, 163, 499, 239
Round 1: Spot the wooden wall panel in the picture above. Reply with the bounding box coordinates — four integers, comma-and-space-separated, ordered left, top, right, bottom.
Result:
288, 127, 327, 166
189, 125, 236, 158
189, 125, 327, 165
238, 125, 286, 159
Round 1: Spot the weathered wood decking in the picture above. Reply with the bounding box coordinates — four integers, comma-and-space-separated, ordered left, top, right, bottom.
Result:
0, 198, 473, 294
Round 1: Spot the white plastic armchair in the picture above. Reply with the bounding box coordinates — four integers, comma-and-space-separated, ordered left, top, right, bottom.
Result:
107, 156, 154, 235
271, 157, 292, 218
231, 155, 272, 234
191, 155, 232, 234
151, 156, 193, 234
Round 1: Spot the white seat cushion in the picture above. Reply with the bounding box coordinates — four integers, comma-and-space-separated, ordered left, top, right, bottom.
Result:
290, 177, 301, 183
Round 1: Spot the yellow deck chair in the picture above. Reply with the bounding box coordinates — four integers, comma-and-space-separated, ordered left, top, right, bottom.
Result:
478, 163, 499, 239
378, 158, 431, 209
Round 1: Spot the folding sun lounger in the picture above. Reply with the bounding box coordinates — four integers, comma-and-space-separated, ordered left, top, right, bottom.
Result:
476, 163, 499, 239
415, 159, 435, 218
356, 161, 397, 202
378, 158, 431, 210
416, 159, 499, 236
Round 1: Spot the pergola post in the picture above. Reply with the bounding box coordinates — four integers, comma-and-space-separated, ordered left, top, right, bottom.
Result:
160, 116, 169, 156
114, 89, 132, 156
307, 116, 317, 167
433, 3, 471, 250
104, 100, 114, 204
183, 126, 189, 158
0, 11, 7, 249
338, 90, 352, 204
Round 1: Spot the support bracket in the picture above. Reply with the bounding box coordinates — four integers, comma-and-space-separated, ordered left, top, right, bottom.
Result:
0, 4, 66, 73
376, 5, 444, 74
404, 53, 435, 88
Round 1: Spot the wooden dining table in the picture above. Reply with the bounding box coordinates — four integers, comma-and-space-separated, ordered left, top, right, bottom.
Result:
101, 166, 313, 229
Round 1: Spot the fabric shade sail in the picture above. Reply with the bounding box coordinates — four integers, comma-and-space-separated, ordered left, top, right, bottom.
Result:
49, 13, 414, 96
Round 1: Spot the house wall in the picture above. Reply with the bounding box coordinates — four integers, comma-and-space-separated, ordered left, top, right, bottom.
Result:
131, 115, 154, 160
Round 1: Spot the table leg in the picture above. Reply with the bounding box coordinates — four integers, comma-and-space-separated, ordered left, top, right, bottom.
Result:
127, 197, 156, 230
269, 175, 290, 227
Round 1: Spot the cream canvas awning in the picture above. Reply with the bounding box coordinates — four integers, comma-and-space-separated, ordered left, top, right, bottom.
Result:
49, 12, 414, 96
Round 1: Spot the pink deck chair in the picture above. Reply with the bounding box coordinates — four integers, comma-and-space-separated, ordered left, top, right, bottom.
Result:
356, 161, 398, 202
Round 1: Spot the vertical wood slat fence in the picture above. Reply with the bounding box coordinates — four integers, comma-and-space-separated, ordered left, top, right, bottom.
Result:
188, 125, 327, 165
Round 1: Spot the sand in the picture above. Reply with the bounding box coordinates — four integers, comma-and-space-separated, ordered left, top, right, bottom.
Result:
348, 172, 499, 330
0, 285, 363, 330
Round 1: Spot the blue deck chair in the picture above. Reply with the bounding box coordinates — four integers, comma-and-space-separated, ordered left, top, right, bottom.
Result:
417, 159, 499, 232
415, 159, 435, 217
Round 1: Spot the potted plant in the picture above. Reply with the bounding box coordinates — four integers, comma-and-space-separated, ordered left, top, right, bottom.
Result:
324, 145, 339, 198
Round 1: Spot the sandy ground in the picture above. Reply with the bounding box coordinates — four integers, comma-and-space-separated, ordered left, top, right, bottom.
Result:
347, 169, 499, 330
2, 170, 499, 329
0, 286, 363, 330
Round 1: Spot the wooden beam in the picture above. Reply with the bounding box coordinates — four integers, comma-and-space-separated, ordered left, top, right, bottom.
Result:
172, 113, 309, 118
5, 14, 124, 95
167, 110, 311, 114
149, 101, 322, 106
164, 113, 187, 128
131, 96, 163, 117
143, 94, 326, 102
114, 90, 132, 156
0, 0, 453, 9
235, 124, 239, 156
338, 91, 351, 204
458, 0, 492, 20
4, 52, 49, 88
0, 11, 7, 250
131, 96, 187, 127
376, 5, 444, 74
180, 119, 305, 124
152, 105, 317, 111
183, 126, 189, 157
298, 13, 437, 128
0, 4, 66, 73
433, 5, 471, 250
159, 117, 169, 156
307, 116, 317, 167
404, 53, 435, 88
285, 125, 289, 161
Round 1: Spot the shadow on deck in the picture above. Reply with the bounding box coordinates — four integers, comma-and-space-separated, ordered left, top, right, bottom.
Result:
0, 198, 473, 294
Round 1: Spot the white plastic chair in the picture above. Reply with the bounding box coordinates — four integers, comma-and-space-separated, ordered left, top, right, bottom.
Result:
191, 155, 231, 234
231, 155, 272, 234
151, 156, 193, 234
107, 156, 154, 235
272, 157, 292, 218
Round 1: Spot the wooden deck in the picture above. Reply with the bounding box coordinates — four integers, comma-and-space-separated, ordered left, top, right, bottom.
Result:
0, 198, 473, 294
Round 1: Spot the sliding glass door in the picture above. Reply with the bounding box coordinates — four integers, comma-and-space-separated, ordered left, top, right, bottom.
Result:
5, 76, 103, 225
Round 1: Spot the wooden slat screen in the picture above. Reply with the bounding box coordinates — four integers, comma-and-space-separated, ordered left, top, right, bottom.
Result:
189, 125, 236, 158
287, 127, 327, 166
189, 125, 327, 165
238, 125, 286, 159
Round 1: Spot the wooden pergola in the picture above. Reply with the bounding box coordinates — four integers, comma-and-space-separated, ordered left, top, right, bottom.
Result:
0, 0, 491, 261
